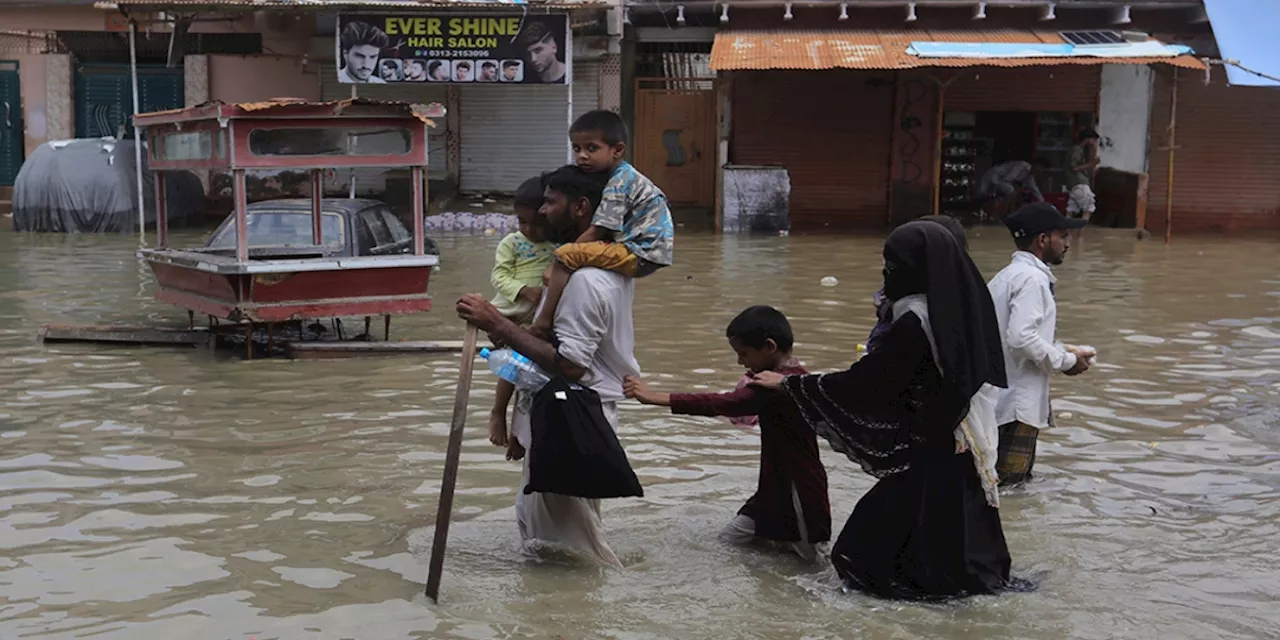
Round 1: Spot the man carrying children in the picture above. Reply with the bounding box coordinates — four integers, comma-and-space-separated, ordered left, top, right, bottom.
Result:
457, 165, 639, 567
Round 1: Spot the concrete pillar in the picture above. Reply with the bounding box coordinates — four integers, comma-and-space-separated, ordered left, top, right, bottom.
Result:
599, 52, 622, 113
184, 54, 209, 107
43, 54, 72, 143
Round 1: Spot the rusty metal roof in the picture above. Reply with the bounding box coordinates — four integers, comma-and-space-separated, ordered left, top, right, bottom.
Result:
710, 30, 1207, 72
135, 97, 441, 126
99, 0, 604, 8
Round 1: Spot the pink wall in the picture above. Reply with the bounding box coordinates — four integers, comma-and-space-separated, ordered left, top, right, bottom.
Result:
13, 55, 47, 157
208, 55, 320, 104
4, 7, 309, 53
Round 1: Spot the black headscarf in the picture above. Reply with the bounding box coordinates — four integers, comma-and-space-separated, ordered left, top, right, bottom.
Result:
882, 220, 1007, 399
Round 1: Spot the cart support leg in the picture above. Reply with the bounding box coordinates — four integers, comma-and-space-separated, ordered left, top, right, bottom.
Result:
245, 321, 254, 361
384, 315, 391, 342
364, 316, 372, 339
155, 170, 168, 247
233, 169, 248, 262
311, 169, 323, 246
266, 322, 275, 355
188, 310, 195, 330
411, 165, 425, 256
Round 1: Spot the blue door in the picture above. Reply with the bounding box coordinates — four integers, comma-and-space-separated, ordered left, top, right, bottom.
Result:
0, 61, 22, 186
75, 64, 183, 139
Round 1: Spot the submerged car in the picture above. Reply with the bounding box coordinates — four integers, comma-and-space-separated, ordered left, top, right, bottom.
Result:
204, 198, 439, 258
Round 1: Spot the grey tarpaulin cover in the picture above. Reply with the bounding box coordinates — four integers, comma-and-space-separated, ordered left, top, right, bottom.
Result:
11, 138, 204, 233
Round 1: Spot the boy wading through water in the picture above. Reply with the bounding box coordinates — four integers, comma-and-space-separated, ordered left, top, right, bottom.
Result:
624, 306, 831, 561
529, 110, 674, 340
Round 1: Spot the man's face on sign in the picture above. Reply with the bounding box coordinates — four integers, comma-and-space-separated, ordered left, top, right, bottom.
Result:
404, 60, 425, 81
527, 35, 557, 73
503, 65, 518, 80
480, 65, 496, 81
345, 44, 380, 81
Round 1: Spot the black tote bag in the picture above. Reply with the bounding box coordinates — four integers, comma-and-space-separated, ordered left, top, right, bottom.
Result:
523, 377, 644, 499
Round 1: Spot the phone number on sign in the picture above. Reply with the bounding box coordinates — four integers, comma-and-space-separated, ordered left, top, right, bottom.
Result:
419, 50, 494, 59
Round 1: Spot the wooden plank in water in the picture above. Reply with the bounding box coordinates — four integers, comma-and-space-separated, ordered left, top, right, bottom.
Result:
284, 340, 479, 360
39, 324, 210, 346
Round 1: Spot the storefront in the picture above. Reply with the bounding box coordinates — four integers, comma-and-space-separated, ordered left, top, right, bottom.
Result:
728, 69, 895, 231
1146, 68, 1280, 233
936, 66, 1100, 218
710, 28, 1204, 231
324, 12, 606, 197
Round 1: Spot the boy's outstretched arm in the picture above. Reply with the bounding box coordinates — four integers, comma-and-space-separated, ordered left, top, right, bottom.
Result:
625, 376, 762, 417
624, 376, 670, 406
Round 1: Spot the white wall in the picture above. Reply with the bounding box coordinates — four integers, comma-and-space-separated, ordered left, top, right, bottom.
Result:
1097, 64, 1154, 174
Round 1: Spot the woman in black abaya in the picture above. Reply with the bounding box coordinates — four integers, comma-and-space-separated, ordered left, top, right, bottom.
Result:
752, 220, 1015, 600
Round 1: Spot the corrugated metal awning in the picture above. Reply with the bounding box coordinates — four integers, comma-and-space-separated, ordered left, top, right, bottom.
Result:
709, 29, 1206, 72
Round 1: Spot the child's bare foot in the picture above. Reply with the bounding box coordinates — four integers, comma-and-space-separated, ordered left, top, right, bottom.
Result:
506, 439, 525, 461
487, 411, 508, 447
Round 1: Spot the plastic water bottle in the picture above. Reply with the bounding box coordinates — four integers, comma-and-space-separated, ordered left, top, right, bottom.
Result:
479, 347, 551, 392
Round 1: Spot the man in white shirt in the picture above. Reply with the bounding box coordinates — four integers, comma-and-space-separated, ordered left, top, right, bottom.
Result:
987, 202, 1091, 486
456, 165, 638, 567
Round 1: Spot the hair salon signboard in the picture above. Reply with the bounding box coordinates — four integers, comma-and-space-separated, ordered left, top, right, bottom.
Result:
335, 14, 571, 85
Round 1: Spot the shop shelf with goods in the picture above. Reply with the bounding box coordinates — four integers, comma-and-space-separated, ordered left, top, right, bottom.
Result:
940, 120, 978, 217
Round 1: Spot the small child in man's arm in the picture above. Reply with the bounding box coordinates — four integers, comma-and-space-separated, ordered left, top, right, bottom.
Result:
487, 175, 556, 460
624, 306, 830, 560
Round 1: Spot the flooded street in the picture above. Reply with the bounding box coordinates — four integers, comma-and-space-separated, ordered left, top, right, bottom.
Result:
1, 227, 1279, 639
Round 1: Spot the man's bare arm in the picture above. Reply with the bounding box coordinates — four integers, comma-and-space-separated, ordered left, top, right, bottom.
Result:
456, 294, 587, 381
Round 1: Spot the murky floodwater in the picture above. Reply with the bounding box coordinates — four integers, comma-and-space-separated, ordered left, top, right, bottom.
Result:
1, 226, 1279, 640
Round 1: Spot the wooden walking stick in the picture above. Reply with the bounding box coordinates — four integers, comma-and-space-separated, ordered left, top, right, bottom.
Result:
425, 322, 480, 603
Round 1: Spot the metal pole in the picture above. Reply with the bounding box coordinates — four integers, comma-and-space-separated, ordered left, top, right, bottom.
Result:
566, 29, 574, 165
1164, 69, 1178, 245
130, 21, 145, 244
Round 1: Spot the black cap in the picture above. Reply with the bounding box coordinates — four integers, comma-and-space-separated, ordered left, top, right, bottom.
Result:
1005, 202, 1087, 240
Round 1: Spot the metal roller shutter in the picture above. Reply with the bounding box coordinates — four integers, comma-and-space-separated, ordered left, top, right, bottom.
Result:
459, 61, 599, 193
944, 66, 1099, 113
1146, 69, 1280, 233
319, 63, 447, 193
731, 70, 894, 231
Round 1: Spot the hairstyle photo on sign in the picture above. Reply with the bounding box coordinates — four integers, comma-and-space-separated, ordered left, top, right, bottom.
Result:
477, 59, 499, 82
500, 59, 523, 83
514, 18, 566, 84
453, 60, 474, 82
379, 59, 404, 82
335, 14, 569, 85
402, 58, 428, 82
427, 60, 451, 82
338, 20, 389, 84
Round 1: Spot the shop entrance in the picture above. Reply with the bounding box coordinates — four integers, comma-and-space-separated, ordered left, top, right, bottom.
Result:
940, 110, 1094, 220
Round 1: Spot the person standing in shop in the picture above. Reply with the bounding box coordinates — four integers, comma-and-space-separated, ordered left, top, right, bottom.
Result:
1065, 130, 1101, 223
